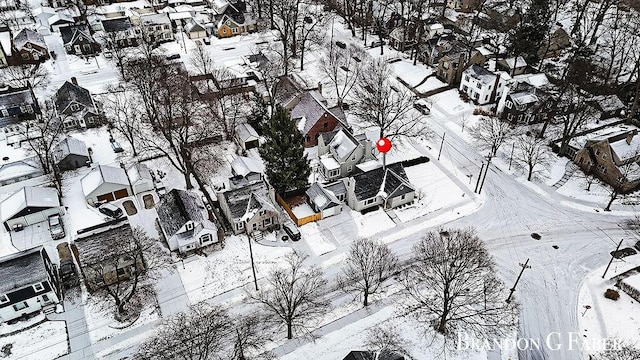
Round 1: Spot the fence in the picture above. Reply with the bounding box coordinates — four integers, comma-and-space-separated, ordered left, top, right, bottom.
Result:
276, 193, 322, 226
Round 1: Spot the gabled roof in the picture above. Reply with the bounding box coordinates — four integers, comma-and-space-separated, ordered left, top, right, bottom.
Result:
60, 24, 94, 46
48, 13, 74, 26
274, 76, 302, 109
306, 182, 341, 211
235, 123, 259, 142
184, 19, 205, 33
0, 85, 37, 111
81, 165, 129, 196
127, 163, 152, 184
328, 129, 360, 160
291, 91, 347, 135
351, 163, 415, 201
590, 95, 625, 113
1, 186, 59, 223
464, 64, 496, 84
509, 92, 538, 107
157, 189, 205, 237
102, 17, 133, 32
0, 247, 48, 295
13, 29, 46, 50
222, 181, 275, 222
141, 13, 171, 26
499, 56, 527, 69
54, 81, 96, 114
75, 222, 133, 260
0, 158, 41, 183
231, 156, 264, 177
0, 31, 11, 57
52, 136, 90, 163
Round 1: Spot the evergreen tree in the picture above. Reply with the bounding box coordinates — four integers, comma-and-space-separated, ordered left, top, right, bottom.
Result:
259, 105, 311, 194
509, 0, 552, 65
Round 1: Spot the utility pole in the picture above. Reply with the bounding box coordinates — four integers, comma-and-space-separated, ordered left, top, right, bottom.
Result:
474, 162, 485, 193
478, 157, 492, 194
602, 239, 624, 279
437, 132, 446, 161
248, 237, 259, 290
506, 258, 531, 303
508, 142, 515, 170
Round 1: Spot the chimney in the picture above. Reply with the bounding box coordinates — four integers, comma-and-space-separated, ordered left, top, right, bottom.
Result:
71, 77, 78, 85
626, 132, 634, 145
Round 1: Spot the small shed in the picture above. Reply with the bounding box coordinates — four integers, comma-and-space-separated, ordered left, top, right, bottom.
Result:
81, 165, 131, 205
1, 186, 63, 231
235, 123, 259, 150
231, 156, 264, 183
127, 163, 154, 195
52, 137, 90, 171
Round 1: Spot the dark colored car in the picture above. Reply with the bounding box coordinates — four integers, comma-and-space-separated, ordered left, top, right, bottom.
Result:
203, 37, 211, 45
611, 247, 637, 259
111, 141, 124, 153
99, 203, 123, 219
166, 53, 181, 60
283, 223, 301, 241
335, 41, 346, 49
413, 99, 431, 115
635, 241, 640, 252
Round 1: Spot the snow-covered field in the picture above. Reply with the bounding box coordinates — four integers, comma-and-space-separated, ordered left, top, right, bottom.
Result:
0, 320, 68, 360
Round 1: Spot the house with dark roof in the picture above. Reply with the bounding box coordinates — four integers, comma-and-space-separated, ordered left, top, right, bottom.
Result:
60, 25, 100, 56
54, 79, 102, 130
588, 95, 626, 120
81, 165, 132, 205
72, 222, 146, 291
0, 186, 63, 232
216, 13, 256, 38
317, 129, 374, 181
290, 91, 348, 147
11, 29, 49, 63
498, 82, 541, 125
0, 247, 61, 323
0, 84, 41, 135
102, 17, 140, 48
345, 163, 416, 212
52, 136, 90, 171
217, 181, 279, 235
273, 75, 302, 109
157, 189, 220, 253
305, 182, 343, 219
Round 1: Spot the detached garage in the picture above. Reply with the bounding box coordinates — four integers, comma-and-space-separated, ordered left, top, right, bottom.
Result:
1, 187, 64, 231
81, 165, 132, 206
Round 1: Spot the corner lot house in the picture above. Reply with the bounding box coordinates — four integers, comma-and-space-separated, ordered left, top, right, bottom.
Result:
81, 165, 132, 205
345, 164, 416, 212
0, 247, 61, 323
157, 189, 220, 253
1, 186, 63, 231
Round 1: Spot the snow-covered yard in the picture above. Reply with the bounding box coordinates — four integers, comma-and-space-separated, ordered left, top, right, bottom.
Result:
298, 221, 337, 256
352, 209, 396, 238
0, 320, 68, 360
84, 294, 160, 343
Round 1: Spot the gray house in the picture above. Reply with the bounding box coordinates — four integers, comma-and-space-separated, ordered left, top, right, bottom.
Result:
345, 163, 416, 212
231, 156, 264, 183
217, 181, 279, 235
317, 129, 373, 181
54, 79, 102, 130
305, 182, 343, 219
52, 137, 90, 171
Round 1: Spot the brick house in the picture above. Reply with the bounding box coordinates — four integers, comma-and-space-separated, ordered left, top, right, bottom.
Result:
11, 29, 49, 64
290, 91, 348, 147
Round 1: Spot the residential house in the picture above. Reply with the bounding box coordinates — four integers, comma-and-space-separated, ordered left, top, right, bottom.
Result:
446, 0, 481, 11
73, 222, 146, 291
496, 56, 528, 76
235, 123, 259, 150
574, 127, 640, 192
52, 136, 91, 171
0, 248, 61, 323
60, 25, 100, 56
231, 156, 264, 183
305, 182, 343, 219
157, 189, 220, 253
47, 13, 75, 32
53, 79, 102, 130
344, 163, 416, 212
184, 19, 207, 39
11, 29, 49, 63
215, 13, 255, 38
102, 17, 140, 48
0, 31, 11, 67
1, 186, 63, 231
217, 181, 279, 235
498, 82, 541, 124
290, 91, 348, 147
0, 84, 41, 135
0, 158, 43, 186
126, 163, 154, 195
140, 13, 174, 44
459, 64, 510, 105
81, 165, 132, 205
588, 95, 626, 120
537, 27, 570, 59
434, 42, 471, 86
317, 129, 373, 181
273, 75, 302, 109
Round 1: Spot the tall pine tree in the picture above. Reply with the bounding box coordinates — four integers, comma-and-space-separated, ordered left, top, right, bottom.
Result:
259, 105, 311, 194
509, 0, 552, 65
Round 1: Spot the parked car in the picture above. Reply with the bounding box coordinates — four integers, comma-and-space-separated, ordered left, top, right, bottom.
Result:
414, 99, 430, 115
203, 37, 211, 45
635, 241, 640, 252
99, 203, 123, 219
283, 223, 301, 241
48, 215, 65, 240
111, 141, 124, 153
370, 40, 385, 48
611, 247, 637, 259
57, 242, 79, 288
335, 41, 346, 49
166, 53, 181, 60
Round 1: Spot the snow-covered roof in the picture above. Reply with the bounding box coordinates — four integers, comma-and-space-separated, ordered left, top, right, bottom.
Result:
329, 129, 359, 160
290, 91, 346, 135
591, 95, 625, 113
305, 182, 341, 211
1, 186, 59, 223
53, 136, 89, 163
48, 13, 74, 26
0, 247, 49, 295
141, 13, 171, 25
81, 165, 129, 196
169, 12, 193, 20
157, 189, 206, 237
511, 73, 549, 89
127, 163, 152, 184
0, 158, 41, 183
231, 156, 264, 177
221, 181, 276, 222
510, 92, 538, 106
54, 81, 97, 115
235, 123, 259, 142
184, 19, 205, 33
13, 29, 47, 51
609, 135, 640, 162
464, 64, 496, 84
0, 31, 12, 57
475, 46, 493, 56
320, 155, 340, 171
501, 56, 527, 69
351, 163, 414, 201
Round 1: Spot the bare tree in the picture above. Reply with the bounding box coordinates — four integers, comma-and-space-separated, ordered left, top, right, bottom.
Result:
604, 152, 640, 211
337, 238, 399, 307
351, 58, 424, 139
513, 134, 551, 181
319, 43, 366, 107
557, 94, 597, 157
101, 32, 132, 80
0, 64, 50, 90
103, 84, 143, 156
136, 303, 230, 360
271, 0, 302, 75
470, 117, 514, 158
296, 1, 330, 71
364, 325, 412, 360
190, 44, 215, 76
231, 313, 274, 360
249, 251, 330, 339
20, 109, 64, 176
402, 228, 518, 341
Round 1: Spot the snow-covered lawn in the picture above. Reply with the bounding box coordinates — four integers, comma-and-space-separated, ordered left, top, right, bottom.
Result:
390, 59, 433, 87
396, 161, 467, 223
557, 176, 615, 206
299, 222, 336, 256
84, 295, 160, 343
415, 76, 448, 94
0, 320, 68, 360
430, 89, 475, 117
352, 209, 396, 238
0, 313, 45, 336
177, 235, 292, 304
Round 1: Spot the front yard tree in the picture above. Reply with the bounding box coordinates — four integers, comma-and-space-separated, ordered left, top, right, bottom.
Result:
137, 304, 231, 360
0, 64, 50, 90
319, 44, 366, 108
103, 84, 143, 157
604, 152, 640, 211
231, 313, 273, 360
470, 117, 514, 159
259, 105, 311, 194
337, 238, 399, 307
351, 58, 423, 139
513, 134, 551, 181
249, 251, 330, 339
557, 93, 597, 157
21, 109, 64, 176
403, 228, 517, 341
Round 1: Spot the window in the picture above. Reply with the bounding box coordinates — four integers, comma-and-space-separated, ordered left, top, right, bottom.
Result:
484, 95, 488, 102
22, 53, 29, 60
401, 194, 405, 200
464, 75, 469, 82
33, 283, 44, 292
200, 234, 213, 244
252, 223, 258, 230
237, 222, 244, 230
329, 169, 340, 177
232, 27, 238, 34
476, 82, 481, 89
594, 148, 600, 156
0, 294, 8, 304
13, 301, 28, 311
602, 154, 607, 159
474, 92, 479, 100
364, 198, 376, 206
42, 294, 50, 303
462, 85, 468, 92
1, 109, 8, 117
506, 101, 512, 109
264, 217, 272, 226
117, 268, 126, 276
323, 122, 328, 128
347, 165, 352, 172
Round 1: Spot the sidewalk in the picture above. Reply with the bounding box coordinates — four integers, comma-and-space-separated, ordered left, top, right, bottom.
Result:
55, 294, 95, 360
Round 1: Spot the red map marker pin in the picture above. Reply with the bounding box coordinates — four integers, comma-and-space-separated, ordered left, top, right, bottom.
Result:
376, 138, 392, 153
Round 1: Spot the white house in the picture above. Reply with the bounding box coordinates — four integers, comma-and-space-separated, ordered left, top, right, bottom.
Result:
156, 189, 219, 253
0, 247, 60, 323
459, 64, 511, 105
235, 123, 259, 150
1, 186, 64, 231
126, 163, 154, 195
140, 13, 174, 44
81, 165, 132, 205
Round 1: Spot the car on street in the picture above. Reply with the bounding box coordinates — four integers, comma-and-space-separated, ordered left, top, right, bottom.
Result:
111, 141, 124, 153
635, 241, 640, 252
414, 99, 431, 114
336, 41, 346, 49
283, 223, 301, 241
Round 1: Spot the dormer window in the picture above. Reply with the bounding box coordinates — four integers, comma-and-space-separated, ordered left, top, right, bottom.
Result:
33, 283, 44, 292
0, 294, 8, 304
